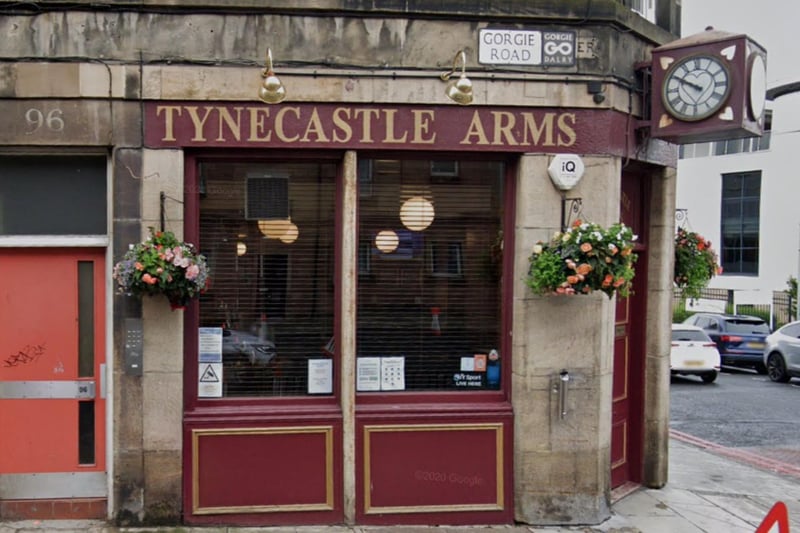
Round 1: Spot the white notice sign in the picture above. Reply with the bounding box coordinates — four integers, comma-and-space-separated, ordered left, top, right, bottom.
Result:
357, 357, 381, 391
381, 357, 405, 391
308, 359, 333, 394
198, 327, 223, 363
198, 363, 222, 398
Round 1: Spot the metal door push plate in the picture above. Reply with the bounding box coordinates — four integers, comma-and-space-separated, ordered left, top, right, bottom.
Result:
0, 380, 96, 399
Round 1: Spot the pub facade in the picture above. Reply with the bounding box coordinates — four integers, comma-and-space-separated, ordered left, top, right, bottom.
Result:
0, 1, 679, 527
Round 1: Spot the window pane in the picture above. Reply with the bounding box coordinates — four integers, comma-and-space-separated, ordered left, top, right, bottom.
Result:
725, 138, 742, 154
759, 131, 771, 150
694, 143, 711, 157
0, 155, 106, 235
198, 161, 336, 397
720, 171, 761, 274
357, 158, 504, 392
742, 175, 762, 196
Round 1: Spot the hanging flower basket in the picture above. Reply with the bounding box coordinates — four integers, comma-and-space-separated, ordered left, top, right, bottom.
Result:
526, 220, 638, 298
674, 227, 721, 301
113, 228, 210, 310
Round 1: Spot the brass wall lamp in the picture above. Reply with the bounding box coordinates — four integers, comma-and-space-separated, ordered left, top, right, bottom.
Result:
440, 49, 473, 105
258, 48, 286, 104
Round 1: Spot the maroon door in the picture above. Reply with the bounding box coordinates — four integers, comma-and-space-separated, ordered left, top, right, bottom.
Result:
610, 172, 648, 488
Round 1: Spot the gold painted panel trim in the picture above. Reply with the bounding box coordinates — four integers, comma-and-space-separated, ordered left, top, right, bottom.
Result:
192, 426, 334, 515
363, 423, 504, 514
611, 420, 628, 469
613, 336, 629, 402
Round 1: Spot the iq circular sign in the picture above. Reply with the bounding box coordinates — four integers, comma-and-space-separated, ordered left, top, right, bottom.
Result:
547, 154, 585, 191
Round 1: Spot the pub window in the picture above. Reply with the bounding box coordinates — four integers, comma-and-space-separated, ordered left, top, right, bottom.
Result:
720, 171, 761, 275
198, 160, 336, 397
357, 158, 504, 392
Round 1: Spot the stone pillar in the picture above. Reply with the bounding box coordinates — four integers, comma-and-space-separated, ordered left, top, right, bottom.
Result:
513, 154, 621, 525
642, 166, 676, 488
114, 149, 185, 525
340, 151, 358, 523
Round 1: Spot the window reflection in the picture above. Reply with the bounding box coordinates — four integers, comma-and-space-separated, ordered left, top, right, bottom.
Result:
198, 161, 336, 397
356, 159, 504, 392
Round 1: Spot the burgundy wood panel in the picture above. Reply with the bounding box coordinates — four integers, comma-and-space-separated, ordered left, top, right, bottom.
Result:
364, 424, 502, 511
193, 427, 333, 513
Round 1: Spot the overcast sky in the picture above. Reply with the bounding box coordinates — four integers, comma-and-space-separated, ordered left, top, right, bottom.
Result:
681, 0, 799, 88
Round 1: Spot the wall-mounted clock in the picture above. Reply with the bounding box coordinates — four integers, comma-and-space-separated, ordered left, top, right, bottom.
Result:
648, 29, 767, 144
662, 54, 731, 122
747, 52, 767, 122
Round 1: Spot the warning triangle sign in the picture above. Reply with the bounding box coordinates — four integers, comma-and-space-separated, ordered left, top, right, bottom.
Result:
200, 364, 220, 383
756, 501, 789, 533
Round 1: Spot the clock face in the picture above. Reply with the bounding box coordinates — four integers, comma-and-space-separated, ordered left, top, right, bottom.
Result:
748, 53, 767, 121
662, 54, 731, 122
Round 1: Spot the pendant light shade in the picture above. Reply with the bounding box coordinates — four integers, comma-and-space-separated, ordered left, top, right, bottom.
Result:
399, 196, 435, 232
375, 229, 400, 253
258, 218, 293, 238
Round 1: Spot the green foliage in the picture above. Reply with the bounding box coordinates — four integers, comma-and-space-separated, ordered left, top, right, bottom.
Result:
672, 306, 694, 324
734, 304, 772, 324
674, 228, 721, 301
526, 220, 638, 298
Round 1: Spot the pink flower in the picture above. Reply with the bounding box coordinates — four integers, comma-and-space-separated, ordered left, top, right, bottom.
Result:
186, 264, 200, 280
142, 273, 157, 285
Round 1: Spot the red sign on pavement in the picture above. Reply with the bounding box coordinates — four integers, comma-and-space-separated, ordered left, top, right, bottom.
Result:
756, 501, 790, 533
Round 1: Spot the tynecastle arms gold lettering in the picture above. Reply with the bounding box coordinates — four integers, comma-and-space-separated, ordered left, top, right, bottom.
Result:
144, 103, 625, 153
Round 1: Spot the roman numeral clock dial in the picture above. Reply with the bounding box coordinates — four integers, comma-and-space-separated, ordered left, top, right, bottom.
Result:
662, 54, 731, 122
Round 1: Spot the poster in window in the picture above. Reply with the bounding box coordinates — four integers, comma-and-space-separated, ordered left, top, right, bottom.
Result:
381, 357, 405, 391
308, 358, 333, 394
357, 357, 381, 391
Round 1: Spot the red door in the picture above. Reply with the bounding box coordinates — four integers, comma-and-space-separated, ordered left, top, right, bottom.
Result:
610, 173, 648, 488
0, 249, 106, 519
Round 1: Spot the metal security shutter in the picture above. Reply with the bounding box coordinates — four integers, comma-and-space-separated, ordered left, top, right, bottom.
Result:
198, 161, 336, 397
356, 158, 505, 393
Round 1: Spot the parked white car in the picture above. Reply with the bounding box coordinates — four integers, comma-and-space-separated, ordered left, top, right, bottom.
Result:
671, 324, 721, 384
763, 320, 800, 383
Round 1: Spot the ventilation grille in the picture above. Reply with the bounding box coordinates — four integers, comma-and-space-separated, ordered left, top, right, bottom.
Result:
246, 176, 289, 220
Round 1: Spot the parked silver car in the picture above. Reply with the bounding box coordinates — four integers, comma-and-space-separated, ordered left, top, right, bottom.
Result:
222, 329, 277, 366
763, 320, 800, 383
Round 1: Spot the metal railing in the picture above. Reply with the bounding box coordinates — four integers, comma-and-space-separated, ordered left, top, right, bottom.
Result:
673, 287, 795, 330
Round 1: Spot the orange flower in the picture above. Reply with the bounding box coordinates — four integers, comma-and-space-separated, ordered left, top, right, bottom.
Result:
567, 275, 580, 285
142, 273, 158, 285
576, 263, 592, 275
620, 248, 632, 256
135, 262, 144, 271
613, 277, 626, 287
580, 242, 593, 253
602, 274, 613, 287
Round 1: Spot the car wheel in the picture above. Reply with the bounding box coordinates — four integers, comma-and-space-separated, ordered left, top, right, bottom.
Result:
701, 371, 717, 384
766, 353, 791, 383
755, 362, 768, 375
